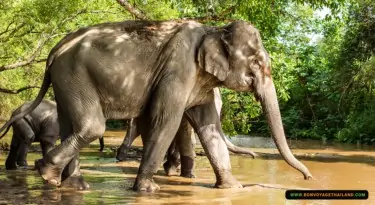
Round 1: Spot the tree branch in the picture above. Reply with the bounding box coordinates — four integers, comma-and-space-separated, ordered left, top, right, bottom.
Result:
0, 85, 40, 94
116, 0, 148, 20
0, 9, 103, 72
0, 35, 46, 72
0, 20, 15, 36
0, 23, 27, 42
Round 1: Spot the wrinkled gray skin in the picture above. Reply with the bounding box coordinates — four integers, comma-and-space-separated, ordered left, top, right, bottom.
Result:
116, 88, 257, 179
0, 20, 312, 192
119, 117, 198, 178
0, 100, 104, 171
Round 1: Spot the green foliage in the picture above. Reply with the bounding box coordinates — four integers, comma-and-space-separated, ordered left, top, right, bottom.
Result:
106, 120, 127, 130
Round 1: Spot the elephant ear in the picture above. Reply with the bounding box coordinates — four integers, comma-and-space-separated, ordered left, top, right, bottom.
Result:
198, 33, 231, 81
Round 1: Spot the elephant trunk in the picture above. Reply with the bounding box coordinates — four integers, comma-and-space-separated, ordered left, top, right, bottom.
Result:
259, 80, 312, 180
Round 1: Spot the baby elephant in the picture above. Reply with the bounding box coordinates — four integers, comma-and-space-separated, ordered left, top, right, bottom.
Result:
0, 100, 103, 170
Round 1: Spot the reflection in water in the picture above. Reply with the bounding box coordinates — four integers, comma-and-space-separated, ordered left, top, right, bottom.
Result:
0, 170, 85, 204
0, 131, 374, 204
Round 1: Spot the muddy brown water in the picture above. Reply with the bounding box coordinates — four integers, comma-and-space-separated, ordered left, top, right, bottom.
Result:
0, 130, 374, 205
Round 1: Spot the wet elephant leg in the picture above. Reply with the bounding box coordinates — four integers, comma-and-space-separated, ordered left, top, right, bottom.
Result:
99, 136, 104, 152
133, 83, 189, 192
40, 137, 57, 157
56, 107, 89, 190
163, 117, 196, 178
34, 97, 105, 189
163, 138, 181, 176
12, 119, 35, 168
6, 133, 22, 170
16, 142, 29, 168
116, 118, 139, 161
177, 119, 196, 178
185, 100, 242, 189
60, 154, 89, 190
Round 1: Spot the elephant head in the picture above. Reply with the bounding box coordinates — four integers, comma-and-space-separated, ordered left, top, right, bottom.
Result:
198, 21, 312, 180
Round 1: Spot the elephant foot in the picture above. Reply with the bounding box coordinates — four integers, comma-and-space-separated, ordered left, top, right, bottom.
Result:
116, 147, 128, 162
5, 161, 18, 170
61, 176, 90, 190
180, 173, 196, 178
180, 156, 195, 178
34, 159, 62, 187
133, 177, 160, 192
215, 171, 243, 189
163, 161, 180, 176
17, 160, 28, 167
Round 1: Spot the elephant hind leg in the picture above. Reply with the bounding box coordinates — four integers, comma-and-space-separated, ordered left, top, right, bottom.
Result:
116, 118, 139, 161
35, 93, 106, 187
61, 155, 89, 190
176, 117, 196, 178
163, 139, 181, 176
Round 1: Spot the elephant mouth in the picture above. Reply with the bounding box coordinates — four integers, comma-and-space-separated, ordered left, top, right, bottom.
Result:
235, 74, 255, 92
248, 76, 256, 92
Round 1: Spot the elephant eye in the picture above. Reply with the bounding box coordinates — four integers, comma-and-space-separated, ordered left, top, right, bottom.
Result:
254, 59, 260, 67
246, 69, 255, 77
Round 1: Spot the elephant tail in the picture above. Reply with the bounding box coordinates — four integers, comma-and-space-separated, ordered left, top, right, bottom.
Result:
0, 72, 51, 136
0, 124, 11, 140
224, 135, 258, 158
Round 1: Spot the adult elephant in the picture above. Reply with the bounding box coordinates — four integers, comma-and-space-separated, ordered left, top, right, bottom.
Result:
0, 100, 104, 170
116, 88, 258, 178
0, 20, 312, 192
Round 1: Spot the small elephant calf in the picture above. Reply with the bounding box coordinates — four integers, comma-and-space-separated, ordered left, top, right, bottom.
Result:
0, 100, 103, 170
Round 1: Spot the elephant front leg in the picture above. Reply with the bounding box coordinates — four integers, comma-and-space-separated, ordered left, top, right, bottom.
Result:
133, 83, 189, 192
6, 134, 22, 170
16, 142, 29, 168
38, 134, 89, 190
185, 101, 242, 189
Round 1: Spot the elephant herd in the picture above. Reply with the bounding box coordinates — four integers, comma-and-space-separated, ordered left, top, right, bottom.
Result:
0, 19, 312, 192
1, 89, 255, 178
